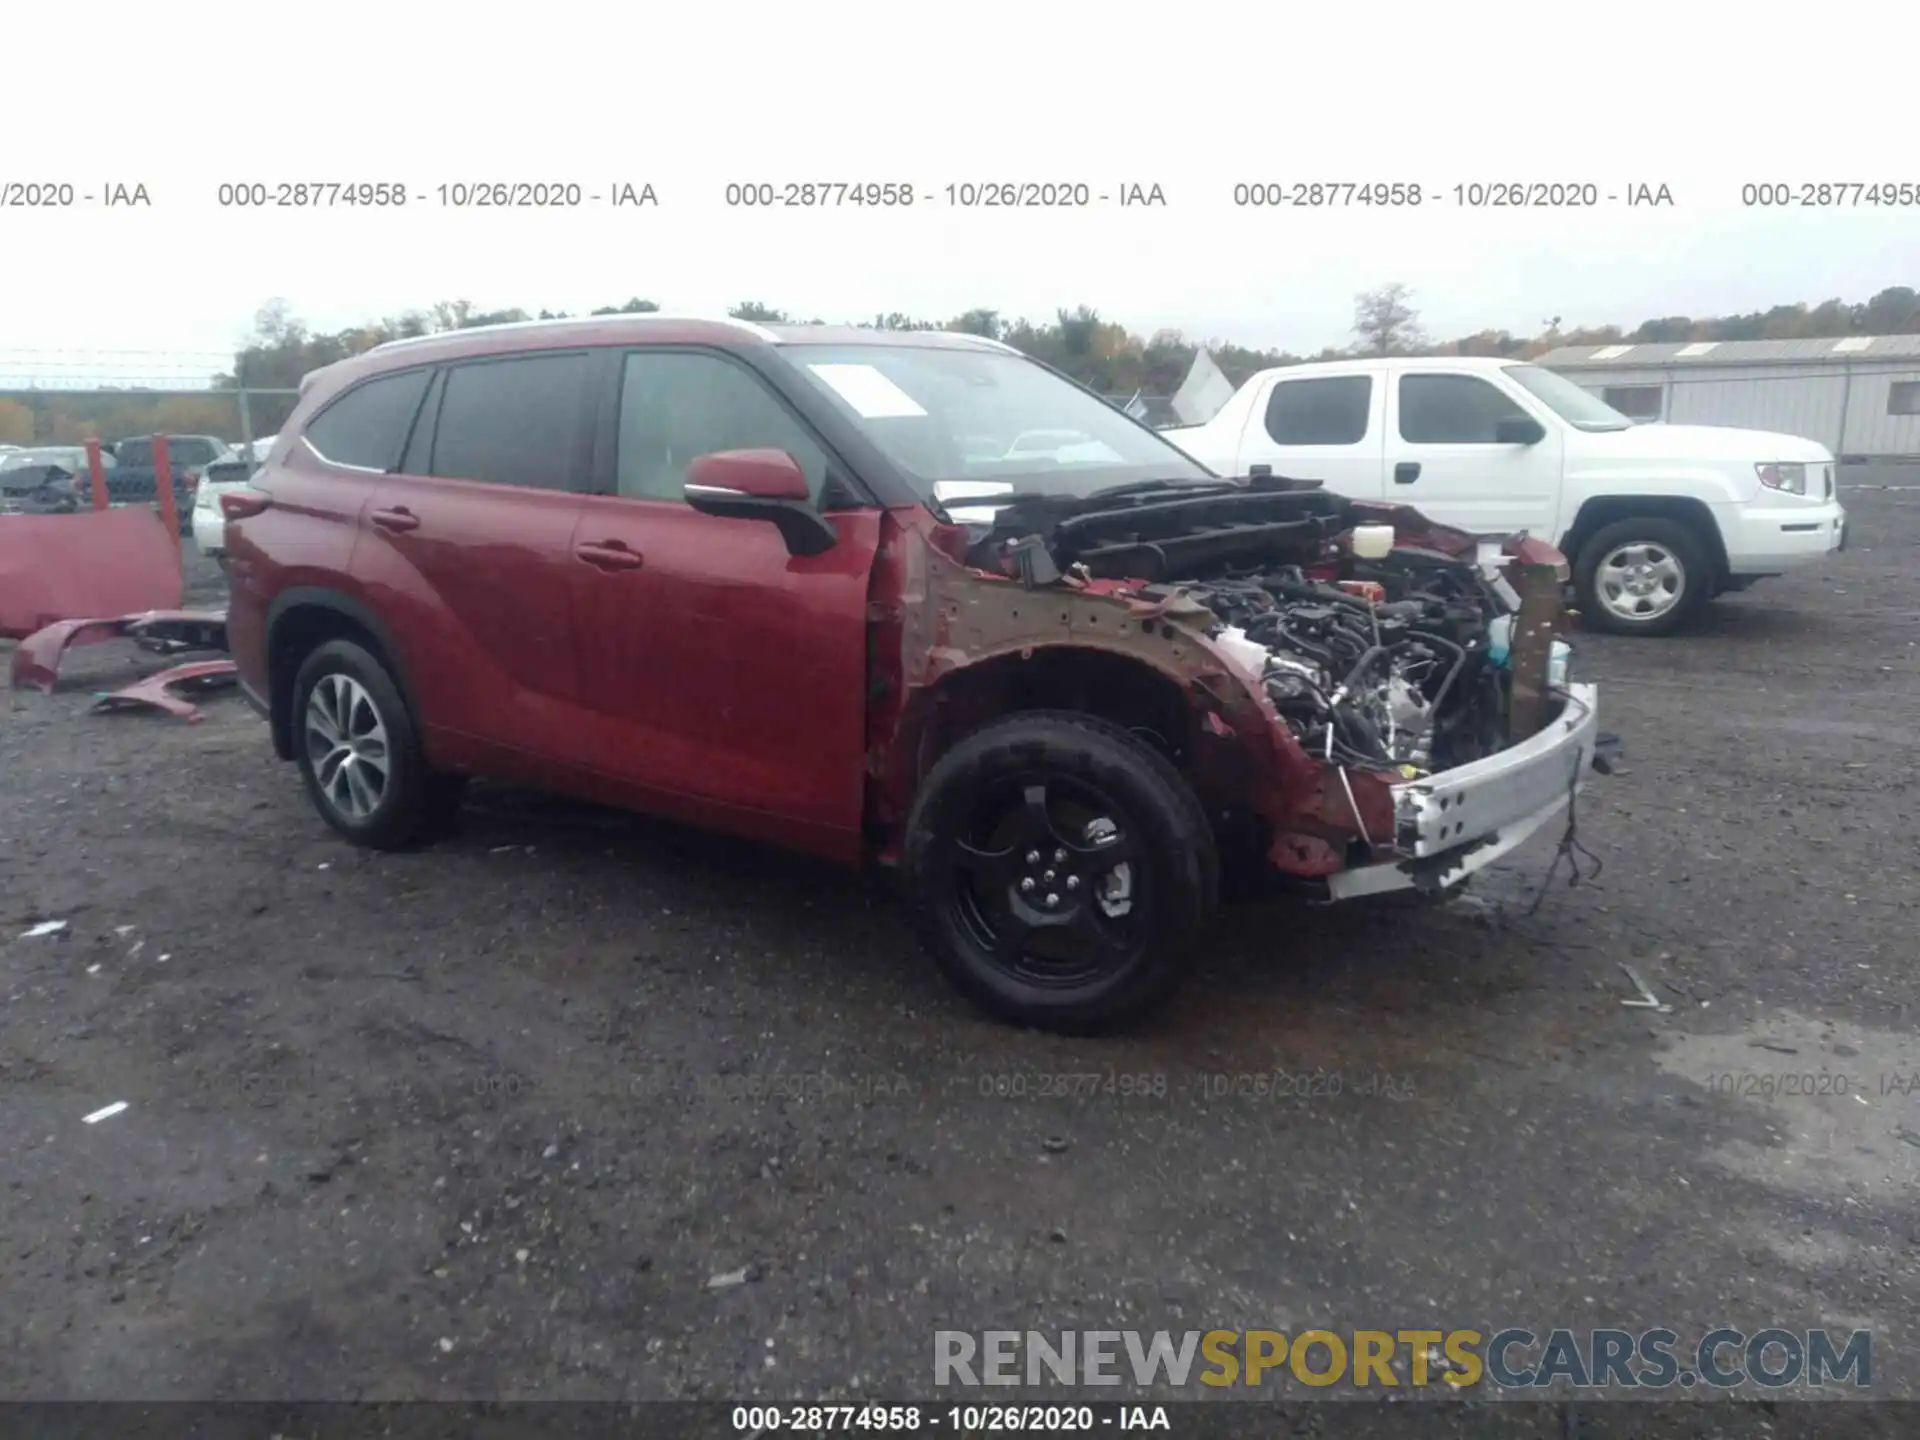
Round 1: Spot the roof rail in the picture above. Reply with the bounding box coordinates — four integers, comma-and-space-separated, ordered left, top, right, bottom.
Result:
369, 313, 782, 353
947, 331, 1018, 353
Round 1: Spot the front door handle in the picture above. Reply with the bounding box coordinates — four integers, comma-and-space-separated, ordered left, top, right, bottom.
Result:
575, 540, 645, 572
369, 506, 420, 533
1394, 462, 1421, 485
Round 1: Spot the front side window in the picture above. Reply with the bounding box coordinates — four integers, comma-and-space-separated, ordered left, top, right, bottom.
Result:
615, 350, 829, 502
303, 368, 432, 471
1397, 374, 1531, 444
1506, 363, 1635, 430
1263, 375, 1372, 445
429, 353, 588, 490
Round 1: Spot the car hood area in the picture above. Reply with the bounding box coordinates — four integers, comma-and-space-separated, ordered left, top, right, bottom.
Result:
1569, 422, 1833, 465
871, 477, 1579, 882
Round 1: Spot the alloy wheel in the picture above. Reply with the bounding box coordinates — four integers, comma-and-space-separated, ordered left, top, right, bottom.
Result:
303, 673, 391, 821
1596, 541, 1685, 622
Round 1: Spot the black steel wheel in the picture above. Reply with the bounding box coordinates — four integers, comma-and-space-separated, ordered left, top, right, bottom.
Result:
903, 711, 1217, 1033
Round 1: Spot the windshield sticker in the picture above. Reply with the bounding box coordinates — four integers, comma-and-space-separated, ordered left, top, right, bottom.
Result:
934, 480, 1016, 501
807, 363, 929, 419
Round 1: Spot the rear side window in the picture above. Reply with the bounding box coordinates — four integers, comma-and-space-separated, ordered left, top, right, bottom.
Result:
304, 369, 432, 471
1398, 374, 1531, 443
1263, 376, 1372, 445
116, 438, 154, 467
615, 350, 828, 501
429, 353, 589, 490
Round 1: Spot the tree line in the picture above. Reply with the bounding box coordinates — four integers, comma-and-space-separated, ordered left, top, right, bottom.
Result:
3, 283, 1915, 446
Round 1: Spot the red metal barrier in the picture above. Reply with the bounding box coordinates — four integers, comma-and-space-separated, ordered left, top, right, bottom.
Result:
152, 433, 180, 548
84, 439, 109, 510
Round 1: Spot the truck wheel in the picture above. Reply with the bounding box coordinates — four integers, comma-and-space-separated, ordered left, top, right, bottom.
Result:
1574, 518, 1710, 636
902, 710, 1218, 1034
291, 639, 463, 850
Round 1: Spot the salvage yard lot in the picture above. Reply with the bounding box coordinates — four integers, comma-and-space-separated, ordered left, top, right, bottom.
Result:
3, 473, 1918, 1410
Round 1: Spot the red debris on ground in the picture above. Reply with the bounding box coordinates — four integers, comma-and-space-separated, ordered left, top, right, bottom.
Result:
9, 610, 227, 693
88, 659, 240, 724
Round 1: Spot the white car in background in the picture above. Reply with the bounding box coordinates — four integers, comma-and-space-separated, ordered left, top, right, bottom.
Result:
191, 436, 276, 557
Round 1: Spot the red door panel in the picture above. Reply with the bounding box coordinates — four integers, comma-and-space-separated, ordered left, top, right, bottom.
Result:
351, 474, 585, 771
566, 497, 882, 861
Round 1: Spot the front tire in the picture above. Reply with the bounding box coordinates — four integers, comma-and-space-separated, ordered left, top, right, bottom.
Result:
290, 639, 463, 850
1574, 517, 1710, 636
902, 711, 1218, 1034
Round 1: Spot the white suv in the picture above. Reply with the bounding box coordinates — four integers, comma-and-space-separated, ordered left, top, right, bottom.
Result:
190, 436, 276, 557
1165, 356, 1847, 635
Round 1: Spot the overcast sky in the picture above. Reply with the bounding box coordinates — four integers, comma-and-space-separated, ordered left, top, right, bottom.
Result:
8, 0, 1913, 380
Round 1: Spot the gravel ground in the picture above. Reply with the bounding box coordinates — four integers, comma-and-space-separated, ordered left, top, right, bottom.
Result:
2, 476, 1917, 1421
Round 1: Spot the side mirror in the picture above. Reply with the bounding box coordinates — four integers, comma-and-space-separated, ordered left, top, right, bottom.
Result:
683, 448, 837, 557
1496, 416, 1547, 445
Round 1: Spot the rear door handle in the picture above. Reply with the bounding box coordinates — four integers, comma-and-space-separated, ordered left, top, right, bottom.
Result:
575, 540, 645, 572
370, 506, 419, 533
1394, 462, 1421, 485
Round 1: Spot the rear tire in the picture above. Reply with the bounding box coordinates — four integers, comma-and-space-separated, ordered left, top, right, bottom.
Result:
902, 710, 1218, 1034
290, 639, 461, 850
1574, 517, 1711, 637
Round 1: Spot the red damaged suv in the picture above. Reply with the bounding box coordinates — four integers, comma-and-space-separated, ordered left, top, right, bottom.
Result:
224, 316, 1604, 1031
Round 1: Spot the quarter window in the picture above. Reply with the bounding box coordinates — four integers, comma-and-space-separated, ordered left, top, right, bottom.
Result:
429, 353, 589, 490
1397, 374, 1533, 444
1263, 375, 1372, 445
615, 350, 828, 502
1602, 385, 1664, 422
304, 368, 433, 471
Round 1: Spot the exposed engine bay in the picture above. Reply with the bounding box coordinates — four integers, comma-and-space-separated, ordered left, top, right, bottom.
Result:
962, 474, 1566, 783
1176, 555, 1511, 777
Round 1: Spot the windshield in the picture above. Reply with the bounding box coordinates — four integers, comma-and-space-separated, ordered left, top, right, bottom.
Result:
784, 344, 1216, 511
1503, 364, 1635, 431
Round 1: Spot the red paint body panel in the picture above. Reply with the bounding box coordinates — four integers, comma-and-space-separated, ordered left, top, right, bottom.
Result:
562, 498, 881, 863
0, 507, 183, 639
351, 471, 585, 772
223, 441, 386, 715
89, 659, 239, 723
9, 609, 227, 692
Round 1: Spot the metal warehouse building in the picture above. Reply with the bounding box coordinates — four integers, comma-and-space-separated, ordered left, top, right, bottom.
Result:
1538, 334, 1920, 461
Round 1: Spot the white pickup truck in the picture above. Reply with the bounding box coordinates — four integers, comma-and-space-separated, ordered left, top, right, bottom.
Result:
1163, 356, 1848, 635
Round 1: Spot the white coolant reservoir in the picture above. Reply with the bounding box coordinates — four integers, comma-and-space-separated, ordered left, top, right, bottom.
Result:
1351, 523, 1396, 559
1488, 613, 1572, 687
1214, 627, 1271, 678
